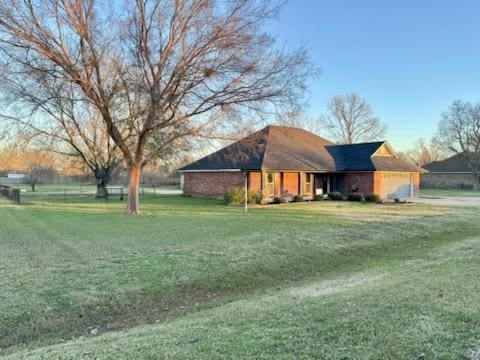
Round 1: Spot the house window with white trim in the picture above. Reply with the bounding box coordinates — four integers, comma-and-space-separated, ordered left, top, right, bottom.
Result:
266, 172, 274, 196
303, 173, 312, 194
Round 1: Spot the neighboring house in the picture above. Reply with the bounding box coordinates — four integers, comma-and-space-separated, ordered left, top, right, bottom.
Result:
422, 153, 479, 189
7, 173, 26, 179
179, 126, 420, 201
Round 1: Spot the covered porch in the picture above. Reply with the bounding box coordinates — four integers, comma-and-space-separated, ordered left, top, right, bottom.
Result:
249, 171, 344, 201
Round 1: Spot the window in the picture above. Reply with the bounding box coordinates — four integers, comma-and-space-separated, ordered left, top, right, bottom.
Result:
265, 172, 275, 196
303, 173, 312, 194
267, 172, 274, 184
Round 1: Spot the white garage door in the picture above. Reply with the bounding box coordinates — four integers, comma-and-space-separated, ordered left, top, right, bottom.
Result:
381, 172, 413, 199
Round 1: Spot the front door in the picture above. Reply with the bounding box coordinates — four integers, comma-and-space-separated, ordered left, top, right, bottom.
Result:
314, 174, 329, 195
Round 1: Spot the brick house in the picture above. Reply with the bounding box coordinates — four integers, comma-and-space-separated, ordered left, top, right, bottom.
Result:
422, 153, 479, 189
179, 126, 420, 201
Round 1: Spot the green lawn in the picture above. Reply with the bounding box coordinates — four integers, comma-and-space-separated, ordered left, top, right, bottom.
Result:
421, 188, 480, 197
1, 196, 480, 358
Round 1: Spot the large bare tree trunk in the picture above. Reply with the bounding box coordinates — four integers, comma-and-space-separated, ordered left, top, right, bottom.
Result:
94, 169, 110, 198
126, 165, 142, 215
96, 182, 108, 198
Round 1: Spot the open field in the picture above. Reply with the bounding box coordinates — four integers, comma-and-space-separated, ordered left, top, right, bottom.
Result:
421, 188, 480, 197
1, 196, 480, 358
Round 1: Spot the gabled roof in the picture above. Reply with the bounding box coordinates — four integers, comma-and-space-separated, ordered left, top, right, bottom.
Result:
179, 125, 419, 172
423, 153, 472, 172
326, 142, 418, 172
326, 142, 385, 171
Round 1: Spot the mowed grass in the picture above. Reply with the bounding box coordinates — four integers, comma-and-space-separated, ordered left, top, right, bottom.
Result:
1, 195, 480, 358
421, 188, 480, 197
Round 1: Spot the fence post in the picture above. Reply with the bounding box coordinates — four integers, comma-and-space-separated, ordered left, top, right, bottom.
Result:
120, 187, 124, 201
64, 188, 67, 202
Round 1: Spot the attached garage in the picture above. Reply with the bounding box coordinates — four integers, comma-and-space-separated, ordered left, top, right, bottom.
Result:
380, 172, 415, 199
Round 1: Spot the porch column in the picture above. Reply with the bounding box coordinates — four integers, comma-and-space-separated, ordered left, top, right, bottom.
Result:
261, 170, 266, 201
274, 172, 281, 196
299, 171, 303, 195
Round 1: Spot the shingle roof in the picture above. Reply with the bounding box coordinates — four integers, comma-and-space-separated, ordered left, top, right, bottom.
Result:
261, 126, 336, 171
178, 127, 269, 171
326, 142, 384, 171
179, 125, 419, 172
423, 153, 472, 172
371, 156, 420, 172
326, 142, 419, 172
179, 126, 336, 171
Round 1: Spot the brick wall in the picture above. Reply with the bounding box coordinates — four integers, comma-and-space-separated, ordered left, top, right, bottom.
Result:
183, 172, 245, 198
249, 172, 262, 191
344, 171, 420, 199
344, 172, 375, 195
421, 173, 476, 189
184, 170, 421, 199
373, 172, 382, 194
283, 172, 299, 195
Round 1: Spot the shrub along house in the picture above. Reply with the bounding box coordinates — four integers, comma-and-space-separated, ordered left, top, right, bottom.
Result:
179, 126, 419, 201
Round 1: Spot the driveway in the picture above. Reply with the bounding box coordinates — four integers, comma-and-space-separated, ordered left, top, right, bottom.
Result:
412, 196, 480, 207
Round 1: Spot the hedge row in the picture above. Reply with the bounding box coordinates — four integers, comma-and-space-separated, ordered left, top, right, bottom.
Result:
225, 188, 382, 204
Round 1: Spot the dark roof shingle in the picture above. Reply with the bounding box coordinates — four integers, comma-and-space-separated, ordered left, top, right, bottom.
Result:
180, 126, 336, 171
180, 125, 419, 172
262, 126, 335, 171
326, 142, 384, 171
325, 142, 418, 172
179, 127, 268, 171
423, 153, 472, 172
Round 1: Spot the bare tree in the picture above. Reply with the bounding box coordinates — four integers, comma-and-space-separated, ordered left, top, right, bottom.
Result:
0, 0, 315, 214
0, 73, 124, 197
316, 93, 386, 144
25, 163, 57, 192
401, 138, 444, 168
436, 100, 480, 189
0, 147, 56, 189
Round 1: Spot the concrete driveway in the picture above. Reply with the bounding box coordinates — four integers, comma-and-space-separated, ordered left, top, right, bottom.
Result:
412, 196, 480, 207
